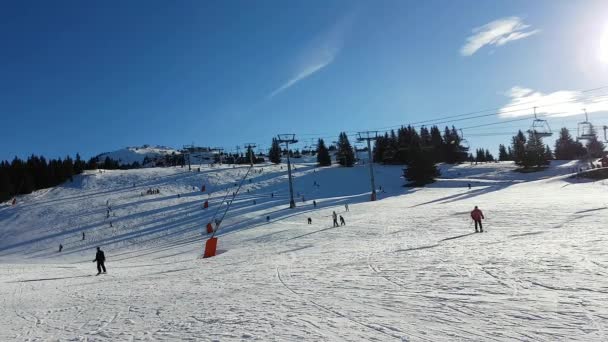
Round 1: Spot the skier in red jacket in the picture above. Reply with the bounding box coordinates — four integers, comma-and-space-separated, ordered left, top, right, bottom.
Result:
471, 206, 485, 233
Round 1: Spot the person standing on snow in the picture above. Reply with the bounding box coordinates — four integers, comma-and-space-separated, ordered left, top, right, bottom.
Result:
93, 247, 107, 275
332, 211, 339, 227
471, 206, 485, 233
339, 215, 346, 226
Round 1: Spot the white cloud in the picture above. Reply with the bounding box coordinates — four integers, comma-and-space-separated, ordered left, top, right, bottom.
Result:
461, 17, 539, 56
499, 86, 608, 118
268, 12, 356, 99
267, 59, 334, 99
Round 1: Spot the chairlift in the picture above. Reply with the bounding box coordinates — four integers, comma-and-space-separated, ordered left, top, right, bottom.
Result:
577, 109, 596, 141
527, 107, 552, 137
452, 129, 470, 151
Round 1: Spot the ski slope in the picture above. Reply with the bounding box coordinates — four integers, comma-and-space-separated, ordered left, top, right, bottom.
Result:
96, 145, 180, 166
1, 160, 608, 341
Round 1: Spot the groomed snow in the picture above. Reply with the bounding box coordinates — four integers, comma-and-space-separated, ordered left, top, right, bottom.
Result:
96, 146, 180, 165
1, 160, 608, 341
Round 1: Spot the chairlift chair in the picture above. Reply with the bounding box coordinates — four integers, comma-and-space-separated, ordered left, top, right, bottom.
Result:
451, 129, 470, 151
527, 108, 552, 137
577, 109, 596, 141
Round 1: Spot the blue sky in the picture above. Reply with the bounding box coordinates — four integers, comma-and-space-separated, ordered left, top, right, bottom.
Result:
2, 0, 608, 160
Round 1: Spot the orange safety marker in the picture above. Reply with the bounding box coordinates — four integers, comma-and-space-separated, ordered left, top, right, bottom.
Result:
206, 222, 213, 234
204, 237, 218, 258
203, 200, 209, 209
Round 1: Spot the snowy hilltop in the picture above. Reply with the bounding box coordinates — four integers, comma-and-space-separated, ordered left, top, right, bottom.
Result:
95, 145, 180, 166
1, 159, 607, 341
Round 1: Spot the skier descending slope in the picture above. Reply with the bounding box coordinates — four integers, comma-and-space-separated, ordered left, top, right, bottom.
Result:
471, 206, 485, 233
93, 247, 107, 275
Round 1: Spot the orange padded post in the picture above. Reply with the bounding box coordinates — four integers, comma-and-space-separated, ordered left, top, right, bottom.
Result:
204, 237, 218, 258
206, 222, 213, 234
203, 200, 209, 209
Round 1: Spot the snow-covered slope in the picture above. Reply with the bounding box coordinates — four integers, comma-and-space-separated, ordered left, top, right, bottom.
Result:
1, 160, 608, 341
96, 145, 180, 165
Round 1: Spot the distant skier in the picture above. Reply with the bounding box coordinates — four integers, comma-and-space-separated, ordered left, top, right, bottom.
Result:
339, 215, 346, 226
345, 203, 349, 212
307, 217, 312, 224
313, 200, 317, 208
471, 206, 485, 233
332, 211, 339, 227
468, 183, 471, 190
266, 215, 270, 222
59, 244, 63, 252
82, 232, 85, 241
93, 247, 107, 275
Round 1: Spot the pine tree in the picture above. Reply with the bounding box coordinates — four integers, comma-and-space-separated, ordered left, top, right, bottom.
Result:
269, 138, 282, 164
511, 130, 527, 165
403, 147, 440, 186
336, 132, 355, 167
586, 135, 606, 158
429, 125, 444, 162
484, 149, 494, 162
554, 127, 587, 160
316, 139, 331, 166
544, 145, 553, 161
522, 132, 546, 168
498, 144, 509, 161
443, 126, 467, 164
475, 148, 485, 162
373, 134, 388, 163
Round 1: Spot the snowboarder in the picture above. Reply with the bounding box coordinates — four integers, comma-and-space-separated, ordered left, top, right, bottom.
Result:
332, 211, 339, 227
339, 215, 346, 226
307, 217, 312, 224
59, 244, 63, 252
93, 247, 106, 275
345, 203, 349, 212
471, 206, 485, 233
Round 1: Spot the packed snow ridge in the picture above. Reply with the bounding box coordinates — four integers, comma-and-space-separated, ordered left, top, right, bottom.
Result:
1, 158, 608, 341
95, 145, 180, 165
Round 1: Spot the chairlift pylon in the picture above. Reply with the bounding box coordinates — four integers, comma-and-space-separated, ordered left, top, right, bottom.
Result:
577, 109, 596, 141
527, 107, 552, 137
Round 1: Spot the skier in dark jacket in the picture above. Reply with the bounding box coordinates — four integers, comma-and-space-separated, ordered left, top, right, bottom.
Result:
332, 211, 339, 227
93, 247, 107, 275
